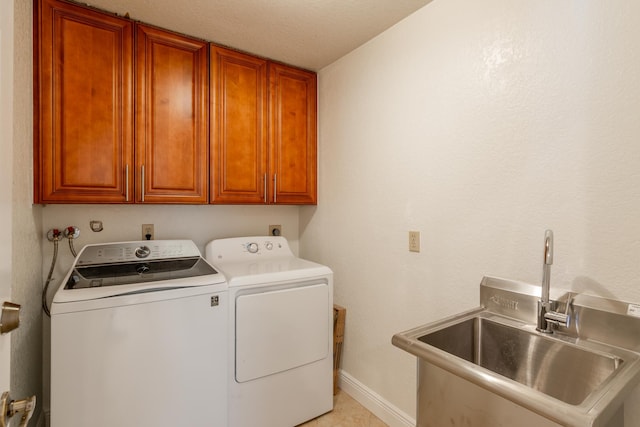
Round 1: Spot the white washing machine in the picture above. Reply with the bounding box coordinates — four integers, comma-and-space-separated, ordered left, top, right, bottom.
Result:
50, 240, 228, 427
205, 236, 333, 427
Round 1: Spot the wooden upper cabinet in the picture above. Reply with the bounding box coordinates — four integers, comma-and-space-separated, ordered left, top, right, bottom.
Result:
34, 0, 134, 203
34, 0, 317, 205
135, 24, 209, 203
210, 53, 318, 205
210, 46, 268, 204
268, 63, 317, 205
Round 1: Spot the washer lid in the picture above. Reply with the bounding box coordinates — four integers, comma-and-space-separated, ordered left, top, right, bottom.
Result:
53, 240, 226, 304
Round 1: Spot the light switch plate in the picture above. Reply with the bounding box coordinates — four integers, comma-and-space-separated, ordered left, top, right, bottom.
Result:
409, 231, 420, 253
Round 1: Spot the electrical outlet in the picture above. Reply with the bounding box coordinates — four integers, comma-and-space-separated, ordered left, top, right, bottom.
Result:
142, 224, 154, 241
409, 231, 420, 253
269, 225, 282, 236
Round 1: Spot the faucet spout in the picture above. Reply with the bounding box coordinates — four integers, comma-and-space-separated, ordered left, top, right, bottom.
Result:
536, 229, 569, 333
541, 229, 553, 305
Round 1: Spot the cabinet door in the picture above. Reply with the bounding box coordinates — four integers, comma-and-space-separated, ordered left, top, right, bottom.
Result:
268, 63, 317, 204
210, 46, 267, 204
34, 0, 133, 203
136, 24, 209, 204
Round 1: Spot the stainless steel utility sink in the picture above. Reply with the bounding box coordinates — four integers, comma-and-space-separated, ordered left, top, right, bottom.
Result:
392, 276, 640, 427
418, 315, 622, 405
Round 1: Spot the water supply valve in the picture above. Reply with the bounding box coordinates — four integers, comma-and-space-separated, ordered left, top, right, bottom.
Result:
46, 228, 62, 241
63, 226, 80, 239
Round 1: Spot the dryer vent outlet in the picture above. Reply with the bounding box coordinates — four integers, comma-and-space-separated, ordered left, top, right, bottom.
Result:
269, 225, 282, 236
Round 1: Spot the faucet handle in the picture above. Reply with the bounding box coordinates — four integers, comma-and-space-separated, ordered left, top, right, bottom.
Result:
544, 309, 570, 328
544, 293, 572, 329
563, 293, 573, 315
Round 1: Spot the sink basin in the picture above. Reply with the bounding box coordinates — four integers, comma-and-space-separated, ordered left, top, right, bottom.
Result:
418, 316, 623, 405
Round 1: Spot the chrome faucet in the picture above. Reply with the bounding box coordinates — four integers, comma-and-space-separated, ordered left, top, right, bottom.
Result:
536, 230, 570, 333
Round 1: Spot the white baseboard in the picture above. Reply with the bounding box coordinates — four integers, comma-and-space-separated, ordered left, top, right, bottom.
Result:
338, 370, 415, 427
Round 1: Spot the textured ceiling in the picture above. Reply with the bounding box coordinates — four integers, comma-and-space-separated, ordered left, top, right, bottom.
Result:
83, 0, 433, 71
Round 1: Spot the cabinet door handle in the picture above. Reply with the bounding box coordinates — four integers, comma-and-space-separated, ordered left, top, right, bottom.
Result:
141, 165, 145, 202
273, 173, 277, 204
263, 173, 267, 204
125, 164, 130, 202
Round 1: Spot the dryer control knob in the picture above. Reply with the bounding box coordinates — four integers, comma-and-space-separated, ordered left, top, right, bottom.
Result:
247, 243, 259, 254
265, 242, 273, 250
135, 246, 151, 258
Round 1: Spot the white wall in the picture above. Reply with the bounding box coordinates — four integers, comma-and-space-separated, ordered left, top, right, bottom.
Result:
0, 0, 15, 397
40, 204, 300, 271
10, 0, 45, 425
300, 0, 640, 423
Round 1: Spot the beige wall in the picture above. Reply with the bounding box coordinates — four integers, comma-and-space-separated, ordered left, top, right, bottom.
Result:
39, 204, 300, 273
10, 0, 45, 425
0, 0, 15, 398
301, 0, 640, 423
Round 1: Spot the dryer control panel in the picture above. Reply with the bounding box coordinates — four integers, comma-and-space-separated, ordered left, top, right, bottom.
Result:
206, 236, 293, 262
246, 240, 279, 254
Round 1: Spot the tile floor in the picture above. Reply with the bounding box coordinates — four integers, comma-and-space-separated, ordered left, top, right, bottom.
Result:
297, 389, 388, 427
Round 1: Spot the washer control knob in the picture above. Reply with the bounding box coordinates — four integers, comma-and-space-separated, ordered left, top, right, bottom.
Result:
247, 242, 259, 254
265, 242, 273, 250
135, 246, 151, 258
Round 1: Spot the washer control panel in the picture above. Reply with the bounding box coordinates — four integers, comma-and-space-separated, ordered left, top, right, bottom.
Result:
76, 240, 202, 266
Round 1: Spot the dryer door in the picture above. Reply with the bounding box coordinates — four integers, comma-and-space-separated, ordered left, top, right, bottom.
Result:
235, 282, 330, 382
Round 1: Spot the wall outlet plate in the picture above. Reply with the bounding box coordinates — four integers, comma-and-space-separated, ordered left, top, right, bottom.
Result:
142, 224, 154, 240
269, 225, 282, 236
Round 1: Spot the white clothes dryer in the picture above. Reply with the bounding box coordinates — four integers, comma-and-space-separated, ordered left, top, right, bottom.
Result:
51, 240, 228, 427
205, 236, 333, 427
